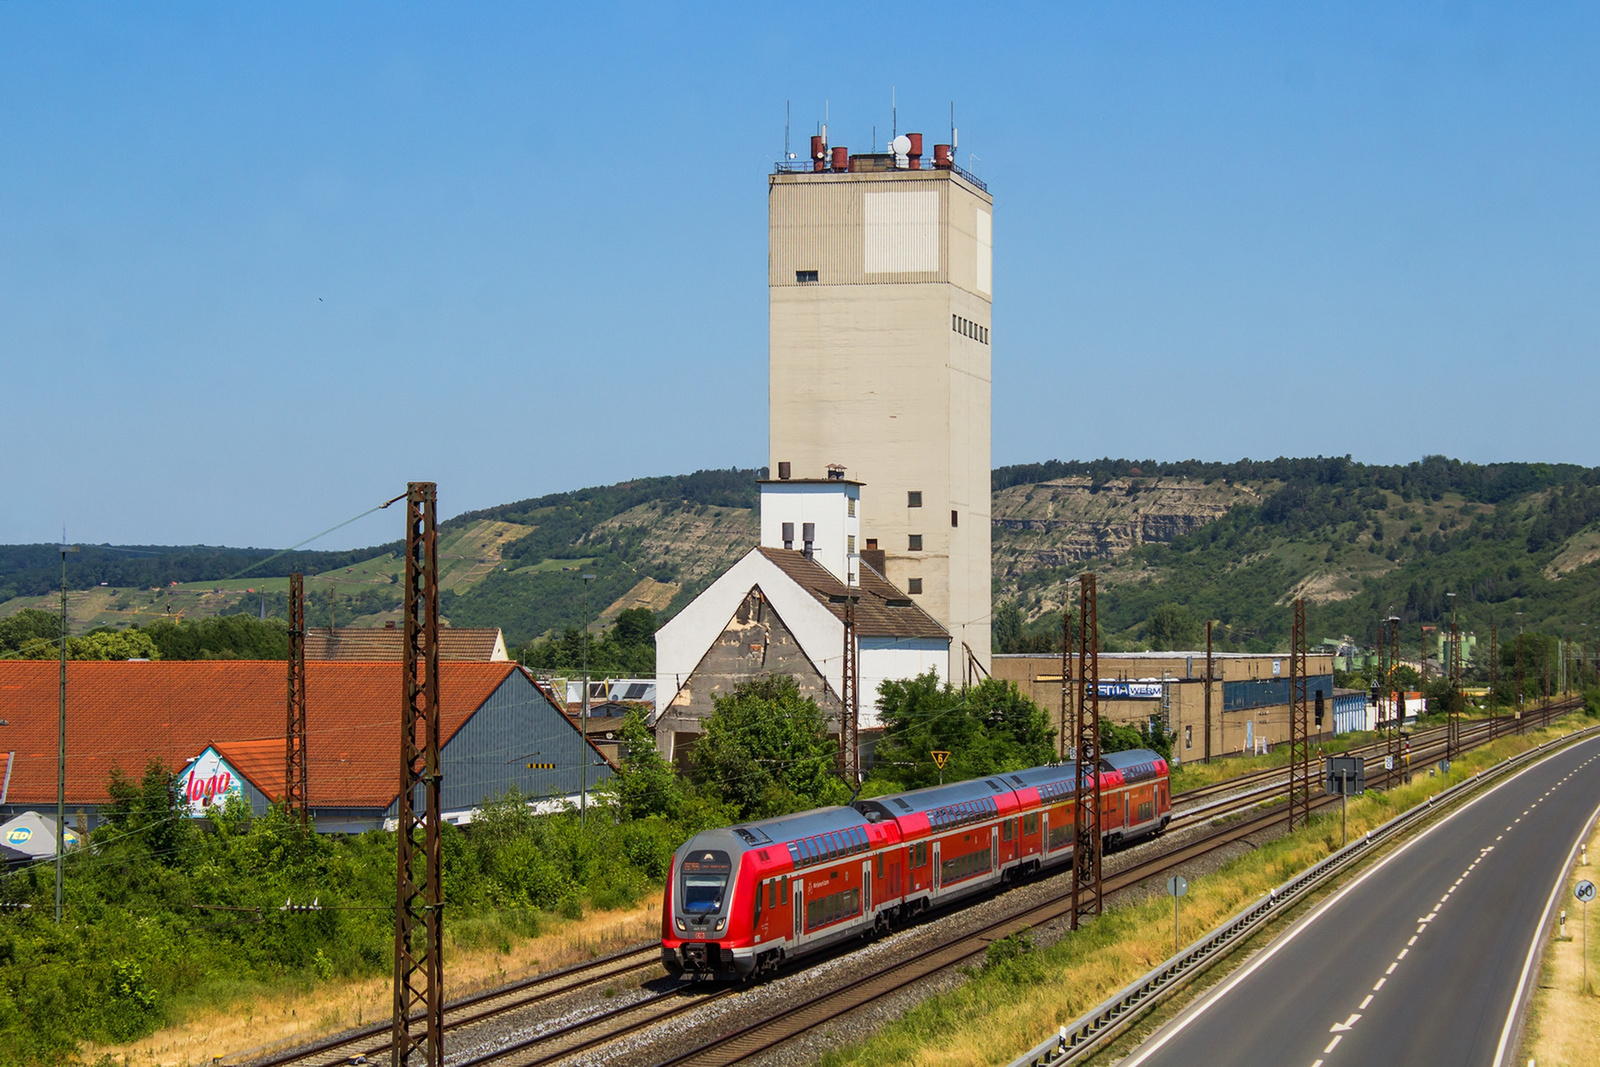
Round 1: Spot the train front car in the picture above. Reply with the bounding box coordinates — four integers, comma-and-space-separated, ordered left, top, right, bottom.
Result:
662, 806, 888, 979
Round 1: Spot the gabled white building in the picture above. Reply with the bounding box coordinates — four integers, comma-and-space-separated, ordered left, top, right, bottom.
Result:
654, 476, 949, 765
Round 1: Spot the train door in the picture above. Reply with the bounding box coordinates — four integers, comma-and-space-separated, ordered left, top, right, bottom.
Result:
1124, 790, 1131, 829
863, 860, 873, 920
991, 827, 999, 877
792, 878, 803, 943
1042, 811, 1050, 854
933, 842, 941, 892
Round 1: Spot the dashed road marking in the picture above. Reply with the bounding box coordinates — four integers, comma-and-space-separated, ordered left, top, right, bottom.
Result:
1324, 1035, 1342, 1053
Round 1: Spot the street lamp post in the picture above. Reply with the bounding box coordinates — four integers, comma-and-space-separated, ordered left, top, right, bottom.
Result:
580, 573, 596, 823
55, 543, 77, 924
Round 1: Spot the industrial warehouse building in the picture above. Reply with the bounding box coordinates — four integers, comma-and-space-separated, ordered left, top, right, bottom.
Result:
0, 660, 610, 833
991, 651, 1337, 761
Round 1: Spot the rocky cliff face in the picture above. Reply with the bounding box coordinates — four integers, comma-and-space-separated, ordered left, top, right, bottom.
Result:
992, 477, 1261, 576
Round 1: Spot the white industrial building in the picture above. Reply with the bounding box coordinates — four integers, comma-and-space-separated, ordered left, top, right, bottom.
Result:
654, 478, 948, 764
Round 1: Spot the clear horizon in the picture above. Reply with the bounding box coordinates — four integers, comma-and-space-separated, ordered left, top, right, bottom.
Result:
6, 4, 1597, 550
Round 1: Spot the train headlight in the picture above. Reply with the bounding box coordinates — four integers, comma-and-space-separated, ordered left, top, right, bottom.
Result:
714, 918, 726, 932
675, 918, 687, 932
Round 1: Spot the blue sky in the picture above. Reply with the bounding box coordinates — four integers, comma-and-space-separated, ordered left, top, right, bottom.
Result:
4, 4, 1597, 549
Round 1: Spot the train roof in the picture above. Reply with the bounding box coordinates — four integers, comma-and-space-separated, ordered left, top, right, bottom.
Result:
1099, 748, 1166, 783
728, 805, 868, 849
852, 773, 1016, 827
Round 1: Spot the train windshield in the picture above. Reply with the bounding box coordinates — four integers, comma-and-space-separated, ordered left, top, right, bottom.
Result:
680, 849, 733, 914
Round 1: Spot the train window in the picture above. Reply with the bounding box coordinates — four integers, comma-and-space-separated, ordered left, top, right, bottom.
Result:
1023, 813, 1040, 835
781, 879, 789, 904
768, 880, 777, 908
825, 832, 841, 858
800, 838, 817, 864
754, 881, 762, 920
1002, 820, 1013, 842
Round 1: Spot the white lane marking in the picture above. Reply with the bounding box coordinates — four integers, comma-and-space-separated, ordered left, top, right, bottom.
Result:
1398, 948, 1409, 959
1325, 1035, 1342, 1053
1491, 793, 1600, 1065
1455, 878, 1464, 886
1408, 936, 1418, 946
1374, 977, 1386, 990
1360, 994, 1373, 1009
1329, 1013, 1360, 1032
1312, 1060, 1324, 1067
1121, 737, 1600, 1067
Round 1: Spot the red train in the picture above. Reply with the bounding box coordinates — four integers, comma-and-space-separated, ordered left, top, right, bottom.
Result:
662, 749, 1171, 978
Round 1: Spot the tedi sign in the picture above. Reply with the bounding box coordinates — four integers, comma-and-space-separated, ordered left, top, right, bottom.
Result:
180, 747, 246, 816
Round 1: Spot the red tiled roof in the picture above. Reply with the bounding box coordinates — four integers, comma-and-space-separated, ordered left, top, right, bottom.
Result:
0, 660, 517, 809
305, 627, 507, 661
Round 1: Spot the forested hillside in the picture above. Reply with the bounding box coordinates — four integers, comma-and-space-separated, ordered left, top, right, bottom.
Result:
992, 455, 1600, 652
6, 457, 1600, 657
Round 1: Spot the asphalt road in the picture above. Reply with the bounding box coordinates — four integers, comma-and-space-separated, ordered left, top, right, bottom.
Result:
1120, 732, 1600, 1067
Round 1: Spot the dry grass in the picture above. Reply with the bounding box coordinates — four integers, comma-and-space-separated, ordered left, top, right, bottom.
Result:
1520, 817, 1600, 1067
819, 723, 1588, 1067
81, 894, 662, 1067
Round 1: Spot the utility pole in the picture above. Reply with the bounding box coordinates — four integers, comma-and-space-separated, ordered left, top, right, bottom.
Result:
1058, 602, 1071, 761
286, 573, 309, 827
1488, 620, 1499, 739
1384, 615, 1403, 789
836, 593, 861, 783
1204, 620, 1214, 764
1446, 593, 1460, 762
55, 542, 77, 924
1516, 611, 1525, 733
1287, 599, 1311, 830
393, 482, 443, 1067
1070, 573, 1102, 930
580, 573, 595, 822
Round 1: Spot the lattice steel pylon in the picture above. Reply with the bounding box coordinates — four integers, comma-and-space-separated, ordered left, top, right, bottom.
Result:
1059, 599, 1073, 761
1447, 618, 1462, 761
1286, 599, 1311, 830
1385, 615, 1403, 788
285, 573, 309, 827
393, 482, 443, 1067
1070, 573, 1102, 930
1488, 621, 1499, 739
840, 596, 860, 784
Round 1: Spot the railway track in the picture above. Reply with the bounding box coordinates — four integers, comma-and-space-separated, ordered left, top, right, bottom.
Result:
1171, 715, 1471, 806
257, 701, 1576, 1067
249, 941, 661, 1067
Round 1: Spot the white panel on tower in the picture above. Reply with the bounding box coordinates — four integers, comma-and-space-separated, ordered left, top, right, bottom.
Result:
976, 209, 992, 295
864, 190, 940, 274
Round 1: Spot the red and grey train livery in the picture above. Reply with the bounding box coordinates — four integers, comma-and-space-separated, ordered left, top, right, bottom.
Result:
662, 748, 1170, 978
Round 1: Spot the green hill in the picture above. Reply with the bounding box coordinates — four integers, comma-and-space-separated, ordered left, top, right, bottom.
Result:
5, 457, 1599, 656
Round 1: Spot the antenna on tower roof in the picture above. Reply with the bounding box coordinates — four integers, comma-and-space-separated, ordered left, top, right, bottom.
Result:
785, 100, 790, 161
892, 86, 897, 140
950, 101, 957, 153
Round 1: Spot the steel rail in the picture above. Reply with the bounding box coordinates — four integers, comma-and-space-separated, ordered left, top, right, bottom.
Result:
247, 943, 660, 1067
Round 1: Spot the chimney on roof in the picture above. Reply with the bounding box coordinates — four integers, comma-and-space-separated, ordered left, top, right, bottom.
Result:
827, 464, 845, 480
802, 522, 815, 560
778, 461, 791, 480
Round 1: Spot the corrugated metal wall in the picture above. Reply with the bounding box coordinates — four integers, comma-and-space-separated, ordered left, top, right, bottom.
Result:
1222, 674, 1335, 713
390, 670, 613, 817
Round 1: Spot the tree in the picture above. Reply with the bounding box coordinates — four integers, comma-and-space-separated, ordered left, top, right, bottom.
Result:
688, 675, 848, 820
0, 608, 59, 655
1145, 603, 1199, 650
869, 673, 1056, 791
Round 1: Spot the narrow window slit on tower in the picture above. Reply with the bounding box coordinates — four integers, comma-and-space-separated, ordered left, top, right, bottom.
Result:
796, 270, 818, 283
909, 534, 923, 551
908, 578, 923, 594
908, 491, 923, 508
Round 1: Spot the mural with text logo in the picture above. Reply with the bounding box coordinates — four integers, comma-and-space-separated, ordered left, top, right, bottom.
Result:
179, 747, 245, 816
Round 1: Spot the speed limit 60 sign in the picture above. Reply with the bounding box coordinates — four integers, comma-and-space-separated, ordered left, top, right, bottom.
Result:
1577, 880, 1597, 904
